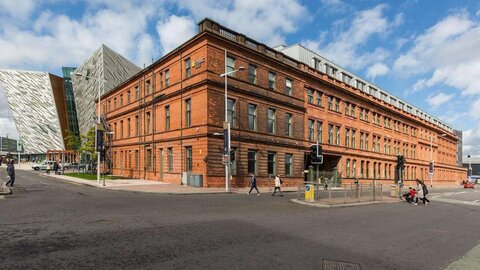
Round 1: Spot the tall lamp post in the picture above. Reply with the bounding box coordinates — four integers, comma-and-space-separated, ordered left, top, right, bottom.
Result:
219, 50, 245, 192
74, 72, 107, 186
467, 154, 472, 177
430, 133, 446, 187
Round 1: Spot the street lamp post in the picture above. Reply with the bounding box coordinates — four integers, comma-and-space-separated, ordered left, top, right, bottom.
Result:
219, 49, 245, 192
468, 154, 472, 177
74, 72, 107, 186
430, 133, 447, 187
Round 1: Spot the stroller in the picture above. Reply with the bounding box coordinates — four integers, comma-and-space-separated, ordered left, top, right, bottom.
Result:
401, 191, 414, 203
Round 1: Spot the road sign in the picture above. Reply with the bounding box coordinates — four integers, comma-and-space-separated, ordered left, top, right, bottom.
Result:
222, 154, 229, 165
305, 184, 314, 202
429, 161, 434, 174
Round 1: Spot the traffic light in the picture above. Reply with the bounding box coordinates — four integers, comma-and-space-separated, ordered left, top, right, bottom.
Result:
397, 155, 405, 167
229, 149, 235, 162
96, 130, 104, 152
310, 144, 323, 164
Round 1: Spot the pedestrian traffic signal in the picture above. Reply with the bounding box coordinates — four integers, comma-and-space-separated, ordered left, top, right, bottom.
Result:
310, 144, 323, 164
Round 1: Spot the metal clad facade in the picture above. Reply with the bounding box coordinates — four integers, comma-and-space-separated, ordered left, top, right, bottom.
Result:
0, 70, 65, 153
72, 45, 141, 136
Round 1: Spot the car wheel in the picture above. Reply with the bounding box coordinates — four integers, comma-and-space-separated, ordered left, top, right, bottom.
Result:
34, 167, 39, 171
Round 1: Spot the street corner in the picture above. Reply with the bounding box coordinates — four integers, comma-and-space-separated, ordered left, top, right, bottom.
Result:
0, 184, 12, 195
290, 198, 391, 208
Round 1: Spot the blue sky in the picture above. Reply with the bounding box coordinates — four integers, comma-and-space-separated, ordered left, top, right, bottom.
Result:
0, 0, 480, 157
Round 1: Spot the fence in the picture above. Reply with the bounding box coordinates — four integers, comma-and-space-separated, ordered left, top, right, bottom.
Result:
297, 182, 383, 205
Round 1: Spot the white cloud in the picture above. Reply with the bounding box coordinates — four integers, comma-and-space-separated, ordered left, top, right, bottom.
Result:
321, 0, 343, 6
136, 33, 157, 67
426, 92, 454, 107
319, 0, 347, 13
410, 79, 427, 93
303, 4, 400, 70
177, 0, 308, 46
0, 1, 162, 71
463, 124, 480, 156
366, 63, 389, 79
156, 15, 196, 55
468, 99, 480, 119
0, 0, 36, 20
0, 1, 164, 137
394, 12, 480, 96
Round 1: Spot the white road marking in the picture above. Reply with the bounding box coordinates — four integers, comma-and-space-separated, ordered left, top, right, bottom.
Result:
473, 200, 479, 203
455, 191, 467, 194
431, 197, 480, 206
0, 196, 4, 200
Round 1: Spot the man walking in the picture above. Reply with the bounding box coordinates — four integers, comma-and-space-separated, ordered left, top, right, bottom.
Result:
6, 160, 15, 187
272, 174, 283, 196
54, 161, 59, 175
247, 173, 260, 195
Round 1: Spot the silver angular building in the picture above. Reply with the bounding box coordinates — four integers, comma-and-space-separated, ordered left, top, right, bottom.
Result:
72, 44, 141, 135
0, 70, 67, 153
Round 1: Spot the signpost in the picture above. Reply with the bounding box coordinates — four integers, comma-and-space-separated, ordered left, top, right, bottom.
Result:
429, 161, 434, 187
305, 184, 314, 202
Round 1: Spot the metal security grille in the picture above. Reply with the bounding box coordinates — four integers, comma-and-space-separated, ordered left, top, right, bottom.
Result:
322, 259, 362, 270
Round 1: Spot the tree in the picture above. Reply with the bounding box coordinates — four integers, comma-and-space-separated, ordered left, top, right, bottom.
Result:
64, 129, 82, 164
64, 129, 80, 150
80, 128, 97, 162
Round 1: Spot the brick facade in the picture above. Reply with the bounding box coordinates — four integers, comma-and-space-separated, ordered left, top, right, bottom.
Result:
102, 18, 467, 188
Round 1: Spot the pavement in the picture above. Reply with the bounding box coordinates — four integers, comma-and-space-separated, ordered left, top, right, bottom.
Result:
0, 179, 12, 195
1, 168, 479, 270
12, 163, 300, 195
6, 163, 463, 207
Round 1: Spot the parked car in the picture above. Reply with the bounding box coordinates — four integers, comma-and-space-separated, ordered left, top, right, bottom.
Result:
32, 161, 56, 171
61, 162, 72, 169
70, 162, 86, 169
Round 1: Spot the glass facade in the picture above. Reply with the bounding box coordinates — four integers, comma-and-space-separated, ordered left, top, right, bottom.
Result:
62, 67, 80, 137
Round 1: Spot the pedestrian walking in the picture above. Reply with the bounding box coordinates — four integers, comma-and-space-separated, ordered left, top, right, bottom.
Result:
272, 174, 283, 196
53, 161, 59, 175
46, 163, 51, 175
416, 179, 430, 205
5, 160, 15, 187
247, 173, 260, 195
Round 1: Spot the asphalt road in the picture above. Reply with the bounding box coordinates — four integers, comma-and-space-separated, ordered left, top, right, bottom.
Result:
1, 168, 479, 270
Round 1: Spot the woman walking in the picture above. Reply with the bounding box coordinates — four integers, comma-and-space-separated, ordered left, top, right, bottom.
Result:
272, 174, 283, 196
416, 179, 430, 205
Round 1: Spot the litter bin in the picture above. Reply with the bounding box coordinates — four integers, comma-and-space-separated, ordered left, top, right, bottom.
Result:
390, 185, 398, 198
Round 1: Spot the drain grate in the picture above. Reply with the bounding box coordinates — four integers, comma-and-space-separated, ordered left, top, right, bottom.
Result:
322, 259, 362, 270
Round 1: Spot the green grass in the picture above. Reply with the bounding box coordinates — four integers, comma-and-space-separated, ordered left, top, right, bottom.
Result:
63, 173, 128, 181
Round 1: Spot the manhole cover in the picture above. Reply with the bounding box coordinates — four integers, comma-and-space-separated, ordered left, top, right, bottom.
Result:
322, 259, 362, 270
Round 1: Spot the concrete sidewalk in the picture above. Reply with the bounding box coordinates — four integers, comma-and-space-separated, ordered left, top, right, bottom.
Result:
38, 171, 300, 195
10, 164, 464, 196
0, 182, 12, 195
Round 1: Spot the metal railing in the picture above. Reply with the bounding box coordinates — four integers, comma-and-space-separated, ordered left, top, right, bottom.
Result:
298, 182, 383, 205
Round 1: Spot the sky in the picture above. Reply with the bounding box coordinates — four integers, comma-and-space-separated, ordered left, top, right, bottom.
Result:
0, 0, 480, 157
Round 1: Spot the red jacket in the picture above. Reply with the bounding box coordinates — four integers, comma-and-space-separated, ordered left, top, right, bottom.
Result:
409, 189, 416, 198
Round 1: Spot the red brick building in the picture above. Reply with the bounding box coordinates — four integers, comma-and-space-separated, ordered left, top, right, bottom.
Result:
102, 18, 466, 187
